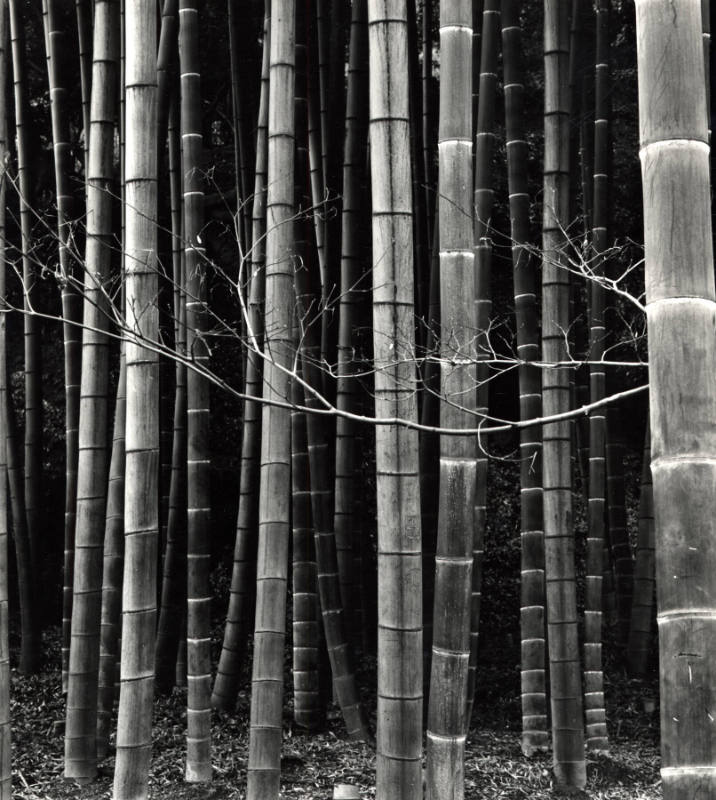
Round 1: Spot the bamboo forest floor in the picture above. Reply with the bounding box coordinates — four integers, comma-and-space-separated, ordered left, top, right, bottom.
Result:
10, 628, 661, 800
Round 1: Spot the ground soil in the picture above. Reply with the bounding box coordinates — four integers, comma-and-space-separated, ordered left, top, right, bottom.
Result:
11, 630, 660, 799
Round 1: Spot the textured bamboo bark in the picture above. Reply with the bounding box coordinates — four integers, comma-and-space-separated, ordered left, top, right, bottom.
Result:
64, 0, 119, 780
42, 0, 83, 694
466, 0, 499, 728
626, 422, 655, 678
113, 1, 159, 796
179, 0, 212, 783
9, 0, 40, 652
583, 0, 609, 753
635, 8, 716, 797
0, 8, 10, 793
291, 375, 321, 729
421, 0, 435, 256
542, 0, 586, 789
246, 2, 294, 796
368, 2, 423, 797
155, 92, 187, 695
333, 0, 368, 644
426, 5, 474, 798
501, 0, 548, 756
96, 351, 126, 759
212, 0, 270, 711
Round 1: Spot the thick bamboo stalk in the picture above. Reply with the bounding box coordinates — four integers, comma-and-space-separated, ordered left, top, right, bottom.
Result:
42, 0, 83, 694
113, 1, 159, 796
179, 0, 212, 783
542, 0, 586, 789
635, 7, 716, 797
368, 1, 423, 796
246, 2, 294, 796
583, 0, 609, 753
64, 0, 119, 780
626, 422, 655, 678
212, 0, 270, 711
96, 351, 126, 759
426, 4, 475, 797
8, 0, 40, 647
501, 0, 548, 756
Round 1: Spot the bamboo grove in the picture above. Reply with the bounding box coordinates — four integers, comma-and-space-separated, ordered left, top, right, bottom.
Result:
0, 1, 710, 799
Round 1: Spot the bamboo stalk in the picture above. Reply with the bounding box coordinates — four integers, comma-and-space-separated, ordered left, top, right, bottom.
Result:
64, 0, 119, 780
542, 0, 586, 788
426, 4, 475, 797
368, 1, 423, 796
501, 0, 548, 756
42, 0, 83, 694
246, 2, 294, 796
635, 4, 716, 797
113, 0, 159, 795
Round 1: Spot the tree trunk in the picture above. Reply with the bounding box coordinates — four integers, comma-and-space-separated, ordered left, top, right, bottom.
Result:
113, 0, 159, 796
367, 1, 423, 796
501, 0, 548, 756
246, 1, 294, 796
64, 0, 119, 780
584, 0, 609, 753
42, 0, 83, 694
426, 4, 475, 797
179, 0, 212, 783
542, 0, 586, 789
635, 4, 716, 797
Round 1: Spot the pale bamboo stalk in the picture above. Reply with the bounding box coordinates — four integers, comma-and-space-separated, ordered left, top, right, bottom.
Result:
636, 4, 716, 798
426, 4, 474, 797
501, 0, 548, 756
368, 2, 423, 796
583, 0, 609, 753
626, 422, 654, 678
9, 0, 40, 642
96, 350, 126, 759
42, 0, 83, 694
0, 5, 10, 792
212, 0, 270, 711
113, 0, 159, 796
542, 0, 585, 789
64, 0, 119, 780
246, 1, 294, 796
